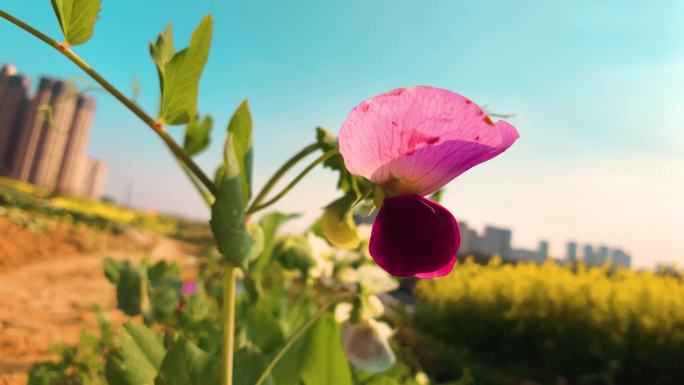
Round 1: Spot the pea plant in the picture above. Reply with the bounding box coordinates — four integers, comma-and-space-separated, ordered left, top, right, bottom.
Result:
1, 2, 518, 385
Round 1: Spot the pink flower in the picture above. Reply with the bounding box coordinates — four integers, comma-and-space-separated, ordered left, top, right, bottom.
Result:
339, 86, 519, 278
181, 281, 198, 296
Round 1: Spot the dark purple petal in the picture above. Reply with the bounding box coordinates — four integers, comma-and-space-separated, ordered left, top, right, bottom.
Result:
369, 195, 460, 278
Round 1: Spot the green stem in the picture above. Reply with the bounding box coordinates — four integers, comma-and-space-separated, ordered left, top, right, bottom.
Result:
178, 160, 213, 206
253, 292, 353, 385
0, 9, 216, 197
246, 148, 339, 215
246, 142, 320, 213
222, 263, 237, 385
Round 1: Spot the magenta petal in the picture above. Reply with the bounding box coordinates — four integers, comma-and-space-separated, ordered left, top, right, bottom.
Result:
339, 86, 519, 195
369, 195, 460, 278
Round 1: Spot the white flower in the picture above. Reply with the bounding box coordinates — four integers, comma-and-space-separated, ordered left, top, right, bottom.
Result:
307, 232, 334, 279
357, 264, 399, 294
341, 319, 395, 372
333, 295, 384, 323
334, 302, 353, 323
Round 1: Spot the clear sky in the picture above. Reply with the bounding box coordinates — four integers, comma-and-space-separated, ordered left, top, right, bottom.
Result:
1, 0, 682, 268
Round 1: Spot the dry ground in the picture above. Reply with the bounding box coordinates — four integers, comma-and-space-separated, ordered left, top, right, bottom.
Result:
0, 218, 200, 385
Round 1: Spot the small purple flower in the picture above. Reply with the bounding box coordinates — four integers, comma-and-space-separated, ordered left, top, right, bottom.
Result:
181, 281, 198, 296
339, 86, 519, 277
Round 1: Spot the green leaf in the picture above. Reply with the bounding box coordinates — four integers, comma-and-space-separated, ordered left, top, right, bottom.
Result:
234, 348, 275, 385
244, 212, 298, 300
116, 263, 142, 316
159, 15, 213, 125
251, 212, 298, 276
366, 377, 401, 385
105, 323, 165, 385
320, 193, 360, 249
51, 0, 101, 46
246, 222, 265, 263
274, 236, 315, 276
210, 134, 251, 266
300, 314, 353, 385
103, 257, 123, 284
227, 101, 253, 204
149, 24, 175, 92
245, 301, 285, 355
154, 337, 220, 385
183, 115, 213, 156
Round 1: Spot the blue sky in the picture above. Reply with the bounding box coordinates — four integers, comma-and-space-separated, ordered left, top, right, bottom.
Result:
1, 0, 682, 267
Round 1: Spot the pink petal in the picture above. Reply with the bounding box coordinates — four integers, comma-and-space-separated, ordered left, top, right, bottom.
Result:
339, 86, 519, 196
369, 195, 460, 278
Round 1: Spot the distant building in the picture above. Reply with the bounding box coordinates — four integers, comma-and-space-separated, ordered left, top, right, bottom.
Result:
58, 96, 96, 193
0, 66, 29, 174
0, 64, 106, 197
566, 241, 578, 264
481, 226, 512, 259
597, 245, 609, 265
454, 219, 633, 270
609, 249, 631, 268
583, 244, 597, 265
538, 240, 549, 260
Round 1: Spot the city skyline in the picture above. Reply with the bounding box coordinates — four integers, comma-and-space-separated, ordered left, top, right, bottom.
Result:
458, 221, 633, 268
0, 64, 106, 197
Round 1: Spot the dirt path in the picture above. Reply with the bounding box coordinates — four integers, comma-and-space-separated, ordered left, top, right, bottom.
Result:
0, 236, 198, 385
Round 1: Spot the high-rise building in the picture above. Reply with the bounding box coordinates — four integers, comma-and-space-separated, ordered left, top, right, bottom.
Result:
538, 240, 549, 261
58, 96, 96, 193
0, 69, 30, 173
597, 245, 609, 265
1, 64, 106, 198
481, 226, 512, 259
80, 158, 107, 198
583, 244, 597, 265
566, 241, 578, 263
609, 249, 632, 268
11, 78, 58, 181
28, 81, 78, 188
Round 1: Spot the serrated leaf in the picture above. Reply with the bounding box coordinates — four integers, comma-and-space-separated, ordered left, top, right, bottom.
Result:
210, 134, 251, 266
227, 101, 253, 204
320, 193, 360, 249
51, 0, 101, 46
159, 15, 213, 125
183, 115, 213, 156
105, 323, 165, 385
154, 337, 220, 385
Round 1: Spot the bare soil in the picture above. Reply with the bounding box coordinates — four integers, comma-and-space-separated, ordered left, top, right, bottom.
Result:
0, 217, 200, 385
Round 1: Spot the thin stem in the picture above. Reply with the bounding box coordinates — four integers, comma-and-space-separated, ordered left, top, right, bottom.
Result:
246, 142, 320, 213
254, 292, 353, 385
246, 148, 339, 215
178, 160, 214, 206
0, 9, 216, 196
222, 263, 237, 385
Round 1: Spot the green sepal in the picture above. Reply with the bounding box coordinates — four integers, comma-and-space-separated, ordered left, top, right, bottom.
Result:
210, 133, 251, 266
